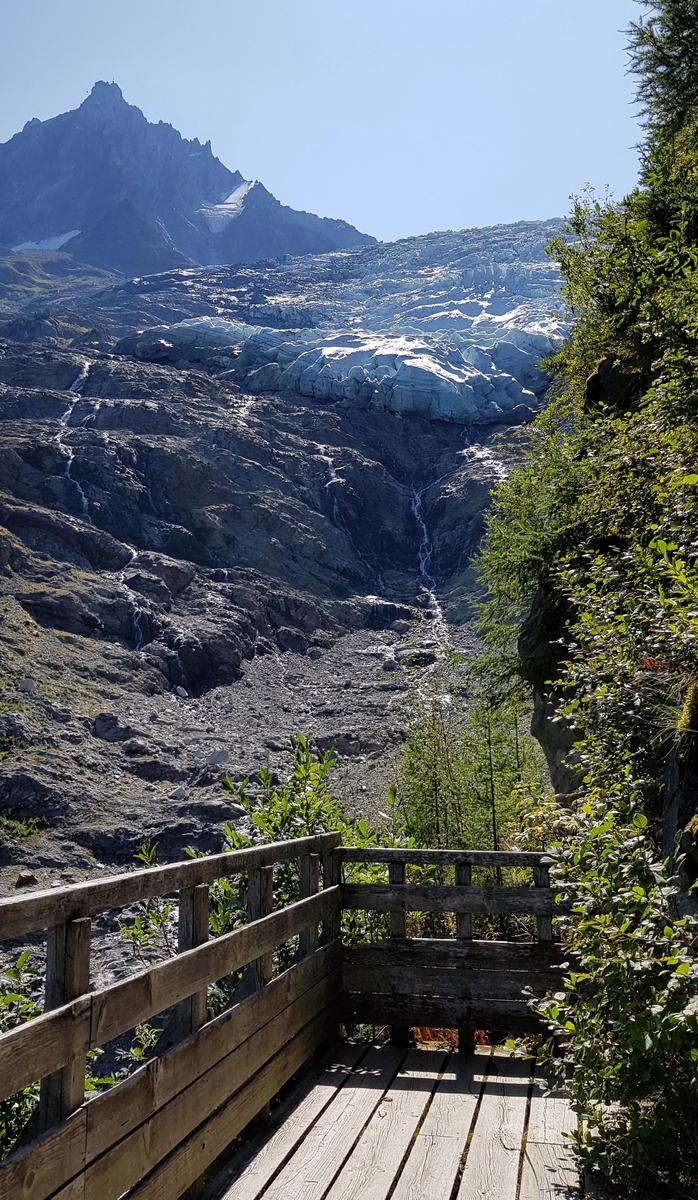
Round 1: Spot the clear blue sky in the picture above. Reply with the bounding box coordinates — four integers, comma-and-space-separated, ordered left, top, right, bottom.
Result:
1, 0, 641, 242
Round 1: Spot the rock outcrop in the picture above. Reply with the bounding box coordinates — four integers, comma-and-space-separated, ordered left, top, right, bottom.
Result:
0, 219, 565, 887
0, 332, 510, 885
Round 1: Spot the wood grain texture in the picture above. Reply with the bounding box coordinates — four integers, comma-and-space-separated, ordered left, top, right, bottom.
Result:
324, 1048, 447, 1200
519, 1143, 581, 1200
388, 862, 409, 1047
260, 1044, 406, 1200
344, 958, 559, 1002
343, 993, 540, 1033
520, 1075, 581, 1200
0, 944, 341, 1200
0, 996, 91, 1103
219, 1042, 368, 1199
38, 918, 91, 1130
526, 1077, 577, 1145
83, 979, 340, 1198
127, 1008, 336, 1200
91, 886, 339, 1046
339, 849, 547, 868
298, 856, 321, 959
173, 884, 210, 1042
456, 1051, 532, 1200
341, 884, 563, 916
345, 938, 563, 970
0, 1108, 87, 1200
0, 833, 340, 941
390, 1050, 489, 1200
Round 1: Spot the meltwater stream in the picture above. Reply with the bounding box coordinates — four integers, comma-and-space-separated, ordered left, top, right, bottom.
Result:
411, 481, 449, 644
54, 362, 91, 518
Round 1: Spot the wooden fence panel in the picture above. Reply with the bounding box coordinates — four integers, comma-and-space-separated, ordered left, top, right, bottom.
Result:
341, 883, 562, 915
0, 888, 339, 1105
0, 834, 340, 941
0, 943, 341, 1200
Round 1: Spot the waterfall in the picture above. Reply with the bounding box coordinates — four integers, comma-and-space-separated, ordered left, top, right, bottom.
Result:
54, 362, 91, 519
411, 481, 448, 642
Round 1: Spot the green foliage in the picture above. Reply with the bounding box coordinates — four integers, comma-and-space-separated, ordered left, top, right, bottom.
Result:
0, 952, 41, 1152
395, 663, 546, 854
0, 813, 47, 842
536, 788, 697, 1195
120, 734, 397, 1013
118, 842, 176, 965
628, 0, 698, 143
475, 2, 698, 1191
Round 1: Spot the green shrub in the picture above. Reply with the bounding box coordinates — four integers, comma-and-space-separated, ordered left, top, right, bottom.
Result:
475, 2, 698, 1190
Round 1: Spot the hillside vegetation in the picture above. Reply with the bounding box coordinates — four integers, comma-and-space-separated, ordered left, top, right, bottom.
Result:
477, 1, 698, 1193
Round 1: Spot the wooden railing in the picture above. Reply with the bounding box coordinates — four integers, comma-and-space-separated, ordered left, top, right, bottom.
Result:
338, 846, 562, 1044
0, 833, 342, 1200
0, 839, 563, 1200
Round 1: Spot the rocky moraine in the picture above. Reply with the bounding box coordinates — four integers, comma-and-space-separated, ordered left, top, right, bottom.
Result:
0, 220, 563, 887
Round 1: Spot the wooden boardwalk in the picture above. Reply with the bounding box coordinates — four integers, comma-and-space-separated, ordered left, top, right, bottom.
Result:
210, 1043, 581, 1200
0, 840, 574, 1199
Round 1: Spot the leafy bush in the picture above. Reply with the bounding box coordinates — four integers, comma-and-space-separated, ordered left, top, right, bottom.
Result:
475, 2, 698, 1191
119, 733, 402, 1012
0, 952, 41, 1153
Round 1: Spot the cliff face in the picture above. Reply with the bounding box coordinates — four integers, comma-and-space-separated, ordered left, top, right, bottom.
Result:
0, 220, 565, 887
0, 335, 504, 884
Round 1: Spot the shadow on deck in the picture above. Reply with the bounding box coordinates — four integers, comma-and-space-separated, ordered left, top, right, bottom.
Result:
208, 1042, 580, 1200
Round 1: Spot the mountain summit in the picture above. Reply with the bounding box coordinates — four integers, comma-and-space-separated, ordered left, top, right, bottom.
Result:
0, 82, 374, 275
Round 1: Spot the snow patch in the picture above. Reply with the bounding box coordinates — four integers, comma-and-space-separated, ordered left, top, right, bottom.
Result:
12, 229, 81, 252
197, 181, 256, 233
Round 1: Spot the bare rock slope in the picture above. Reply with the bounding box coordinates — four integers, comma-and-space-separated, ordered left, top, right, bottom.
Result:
0, 221, 563, 886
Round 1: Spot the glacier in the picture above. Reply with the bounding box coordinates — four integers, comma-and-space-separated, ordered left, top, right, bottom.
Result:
120, 219, 567, 424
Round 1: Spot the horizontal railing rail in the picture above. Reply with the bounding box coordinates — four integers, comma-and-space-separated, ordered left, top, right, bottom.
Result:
341, 883, 564, 915
338, 847, 550, 868
0, 832, 340, 941
0, 834, 343, 1200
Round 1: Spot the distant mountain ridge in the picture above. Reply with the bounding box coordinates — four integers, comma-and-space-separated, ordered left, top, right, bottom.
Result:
0, 82, 374, 276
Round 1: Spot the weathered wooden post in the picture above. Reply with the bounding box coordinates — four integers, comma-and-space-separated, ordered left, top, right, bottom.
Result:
247, 865, 275, 992
38, 916, 91, 1129
389, 860, 410, 1047
173, 883, 210, 1199
299, 853, 321, 958
321, 846, 341, 944
174, 883, 210, 1040
533, 860, 554, 942
247, 864, 274, 1124
456, 862, 475, 1053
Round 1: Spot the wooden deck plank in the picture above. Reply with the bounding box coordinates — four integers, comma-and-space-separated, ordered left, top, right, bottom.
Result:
520, 1074, 581, 1200
258, 1044, 405, 1200
519, 1143, 581, 1200
218, 1042, 368, 1199
127, 1007, 335, 1200
390, 1049, 490, 1200
324, 1048, 447, 1200
526, 1076, 577, 1145
456, 1051, 532, 1200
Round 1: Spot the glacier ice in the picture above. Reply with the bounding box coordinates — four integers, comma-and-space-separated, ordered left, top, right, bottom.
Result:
125, 219, 566, 424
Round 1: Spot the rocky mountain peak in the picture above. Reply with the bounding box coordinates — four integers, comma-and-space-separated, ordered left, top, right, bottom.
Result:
0, 84, 374, 275
84, 80, 126, 107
